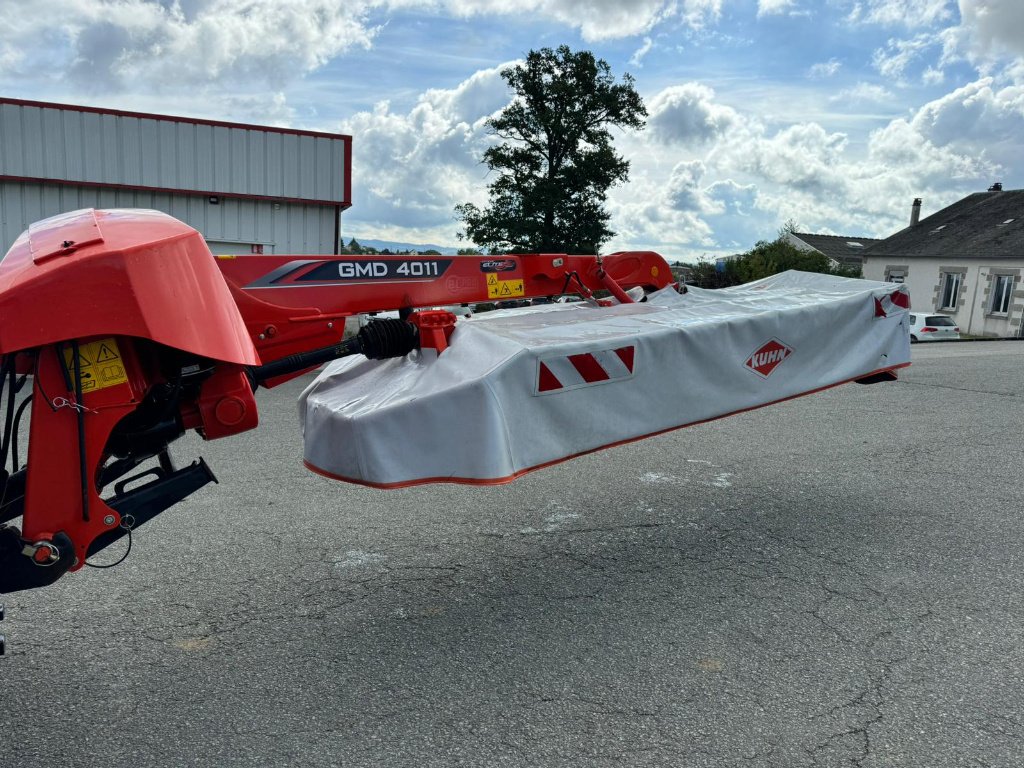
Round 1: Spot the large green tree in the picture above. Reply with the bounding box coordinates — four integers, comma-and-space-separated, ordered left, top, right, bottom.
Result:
455, 46, 646, 254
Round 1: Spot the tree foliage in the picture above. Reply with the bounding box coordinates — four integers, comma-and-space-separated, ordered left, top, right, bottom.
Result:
687, 236, 862, 288
456, 46, 646, 255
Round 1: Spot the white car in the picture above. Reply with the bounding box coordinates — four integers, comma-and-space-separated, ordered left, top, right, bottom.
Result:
908, 313, 960, 342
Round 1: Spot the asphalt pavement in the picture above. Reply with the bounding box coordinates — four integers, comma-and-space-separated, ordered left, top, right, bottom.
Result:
2, 341, 1023, 767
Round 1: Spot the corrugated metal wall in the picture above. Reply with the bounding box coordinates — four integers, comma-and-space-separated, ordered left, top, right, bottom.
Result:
0, 181, 337, 255
0, 102, 348, 204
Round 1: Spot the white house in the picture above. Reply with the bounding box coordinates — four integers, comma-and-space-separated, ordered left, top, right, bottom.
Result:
862, 186, 1024, 337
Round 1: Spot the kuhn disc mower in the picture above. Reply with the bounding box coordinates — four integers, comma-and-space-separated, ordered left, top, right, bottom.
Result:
0, 208, 910, 601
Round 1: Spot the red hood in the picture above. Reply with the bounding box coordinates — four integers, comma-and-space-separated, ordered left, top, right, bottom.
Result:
0, 208, 258, 365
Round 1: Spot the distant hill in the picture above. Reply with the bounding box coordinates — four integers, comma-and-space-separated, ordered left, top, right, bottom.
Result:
343, 237, 464, 255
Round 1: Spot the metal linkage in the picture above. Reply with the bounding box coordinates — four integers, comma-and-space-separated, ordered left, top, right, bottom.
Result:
249, 318, 419, 386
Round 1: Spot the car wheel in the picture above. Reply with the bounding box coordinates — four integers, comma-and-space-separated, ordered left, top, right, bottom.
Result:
910, 335, 918, 343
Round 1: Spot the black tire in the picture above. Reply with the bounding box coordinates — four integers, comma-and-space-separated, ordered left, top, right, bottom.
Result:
910, 335, 918, 343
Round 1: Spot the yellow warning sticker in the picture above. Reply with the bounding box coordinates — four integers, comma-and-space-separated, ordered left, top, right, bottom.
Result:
62, 338, 129, 393
487, 279, 525, 299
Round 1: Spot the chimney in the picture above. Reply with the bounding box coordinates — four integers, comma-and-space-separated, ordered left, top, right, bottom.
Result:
988, 182, 1003, 192
910, 198, 922, 226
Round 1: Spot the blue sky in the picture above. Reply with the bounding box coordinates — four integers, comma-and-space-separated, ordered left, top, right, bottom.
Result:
1, 0, 1021, 259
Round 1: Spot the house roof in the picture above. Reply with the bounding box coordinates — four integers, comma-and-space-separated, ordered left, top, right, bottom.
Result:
790, 232, 881, 266
866, 190, 1024, 259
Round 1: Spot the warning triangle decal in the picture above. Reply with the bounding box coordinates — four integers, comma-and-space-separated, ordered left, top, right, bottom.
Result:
96, 343, 120, 363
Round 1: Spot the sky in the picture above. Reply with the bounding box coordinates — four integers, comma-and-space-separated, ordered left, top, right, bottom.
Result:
1, 0, 1022, 259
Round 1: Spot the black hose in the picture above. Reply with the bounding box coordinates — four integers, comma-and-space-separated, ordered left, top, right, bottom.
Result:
249, 318, 419, 386
11, 394, 32, 471
0, 357, 15, 473
71, 340, 89, 522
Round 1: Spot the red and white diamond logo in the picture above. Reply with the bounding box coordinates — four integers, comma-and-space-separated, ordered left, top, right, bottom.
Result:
745, 338, 793, 378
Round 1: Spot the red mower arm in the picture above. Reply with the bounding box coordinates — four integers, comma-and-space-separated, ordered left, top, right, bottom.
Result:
218, 249, 675, 384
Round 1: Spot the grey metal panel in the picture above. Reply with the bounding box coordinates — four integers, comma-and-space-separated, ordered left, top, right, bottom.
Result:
248, 130, 265, 197
82, 111, 104, 181
41, 108, 63, 179
120, 117, 142, 186
2, 181, 340, 255
0, 103, 348, 204
195, 123, 214, 191
229, 128, 247, 192
0, 105, 23, 176
266, 133, 283, 200
20, 107, 44, 178
175, 121, 194, 191
100, 114, 120, 184
159, 120, 178, 188
281, 133, 299, 200
62, 109, 84, 181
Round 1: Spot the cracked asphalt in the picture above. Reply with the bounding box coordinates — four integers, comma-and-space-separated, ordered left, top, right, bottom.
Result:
2, 342, 1023, 767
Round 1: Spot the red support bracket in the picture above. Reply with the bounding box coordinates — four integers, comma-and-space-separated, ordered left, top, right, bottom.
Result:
410, 310, 458, 355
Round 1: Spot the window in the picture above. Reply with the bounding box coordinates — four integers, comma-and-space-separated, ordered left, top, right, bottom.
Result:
991, 274, 1014, 314
940, 272, 962, 310
925, 316, 956, 327
885, 269, 905, 284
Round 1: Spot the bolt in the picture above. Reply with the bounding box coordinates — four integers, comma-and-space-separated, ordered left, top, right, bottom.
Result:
258, 333, 266, 340
103, 515, 116, 526
327, 322, 334, 329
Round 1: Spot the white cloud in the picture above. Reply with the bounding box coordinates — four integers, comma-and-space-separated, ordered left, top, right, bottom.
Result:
441, 0, 688, 40
758, 0, 797, 17
339, 64, 511, 238
866, 118, 997, 189
830, 82, 894, 103
808, 58, 842, 78
872, 34, 936, 80
665, 160, 723, 213
647, 83, 739, 145
0, 0, 379, 90
0, 0, 696, 92
909, 77, 1024, 147
680, 0, 724, 29
956, 0, 1024, 59
848, 0, 953, 28
630, 37, 654, 67
922, 65, 945, 84
706, 180, 759, 216
730, 123, 850, 194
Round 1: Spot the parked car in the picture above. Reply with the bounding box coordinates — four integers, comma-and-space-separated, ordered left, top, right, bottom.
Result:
908, 313, 960, 342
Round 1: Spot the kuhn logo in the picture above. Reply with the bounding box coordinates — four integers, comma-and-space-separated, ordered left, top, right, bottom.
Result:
480, 259, 517, 273
745, 338, 793, 378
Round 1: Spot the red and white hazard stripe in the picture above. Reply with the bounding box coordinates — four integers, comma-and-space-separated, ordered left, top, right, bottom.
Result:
874, 289, 910, 318
536, 346, 635, 394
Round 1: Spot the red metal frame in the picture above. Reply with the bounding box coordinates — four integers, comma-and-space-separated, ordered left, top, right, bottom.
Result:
216, 249, 674, 378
